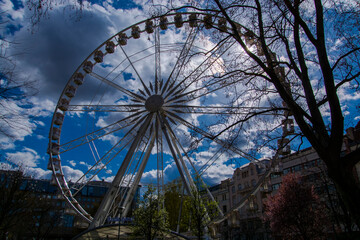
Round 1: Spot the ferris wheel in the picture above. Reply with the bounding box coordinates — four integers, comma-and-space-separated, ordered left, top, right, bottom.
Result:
47, 11, 275, 228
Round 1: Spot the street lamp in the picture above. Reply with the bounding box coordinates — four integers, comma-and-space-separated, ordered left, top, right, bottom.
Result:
118, 206, 125, 240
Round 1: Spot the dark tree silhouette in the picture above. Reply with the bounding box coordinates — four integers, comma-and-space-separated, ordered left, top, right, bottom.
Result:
211, 0, 360, 228
160, 0, 360, 227
24, 0, 360, 228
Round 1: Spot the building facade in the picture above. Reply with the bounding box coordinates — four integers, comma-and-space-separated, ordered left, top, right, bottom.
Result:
208, 123, 360, 239
0, 170, 139, 239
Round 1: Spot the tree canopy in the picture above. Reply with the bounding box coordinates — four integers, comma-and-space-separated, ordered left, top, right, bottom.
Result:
132, 185, 169, 240
264, 173, 330, 240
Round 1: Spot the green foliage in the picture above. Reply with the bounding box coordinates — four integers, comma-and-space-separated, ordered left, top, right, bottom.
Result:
163, 177, 220, 238
132, 185, 169, 240
185, 186, 218, 240
164, 179, 188, 232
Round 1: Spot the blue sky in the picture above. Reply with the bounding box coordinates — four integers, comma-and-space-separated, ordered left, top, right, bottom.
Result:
0, 0, 359, 189
0, 0, 246, 186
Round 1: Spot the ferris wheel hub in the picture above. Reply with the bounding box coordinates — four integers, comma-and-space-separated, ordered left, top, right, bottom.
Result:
145, 94, 164, 112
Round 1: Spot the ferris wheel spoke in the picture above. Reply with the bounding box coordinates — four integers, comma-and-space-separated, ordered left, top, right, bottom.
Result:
70, 114, 150, 190
159, 115, 192, 196
70, 133, 135, 197
59, 111, 145, 154
164, 36, 234, 100
89, 71, 146, 102
167, 112, 258, 162
111, 127, 152, 219
161, 27, 198, 96
162, 116, 220, 219
154, 21, 161, 94
167, 105, 274, 115
119, 45, 151, 97
167, 72, 246, 104
66, 104, 144, 112
71, 124, 148, 194
164, 117, 193, 182
122, 130, 157, 217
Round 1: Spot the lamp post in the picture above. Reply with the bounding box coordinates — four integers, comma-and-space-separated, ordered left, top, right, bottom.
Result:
118, 206, 125, 240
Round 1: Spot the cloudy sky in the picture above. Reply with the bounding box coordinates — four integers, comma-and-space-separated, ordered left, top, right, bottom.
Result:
0, 0, 359, 190
0, 0, 246, 187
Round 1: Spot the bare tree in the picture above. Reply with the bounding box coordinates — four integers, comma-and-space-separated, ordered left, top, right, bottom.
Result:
214, 0, 360, 226
0, 21, 37, 141
0, 170, 35, 239
164, 0, 360, 228
20, 0, 360, 229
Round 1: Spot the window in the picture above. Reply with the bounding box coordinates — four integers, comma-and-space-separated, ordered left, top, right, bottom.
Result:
251, 179, 256, 187
81, 187, 88, 196
293, 165, 302, 172
223, 205, 227, 213
232, 186, 235, 193
238, 184, 242, 190
272, 183, 281, 190
242, 171, 249, 178
271, 173, 281, 179
250, 168, 254, 176
222, 194, 227, 201
88, 186, 94, 196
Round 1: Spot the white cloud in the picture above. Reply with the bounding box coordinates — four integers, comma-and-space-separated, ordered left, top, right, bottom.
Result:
62, 165, 85, 182
68, 160, 76, 167
0, 99, 38, 149
1, 147, 52, 179
0, 0, 24, 21
24, 167, 52, 179
5, 147, 40, 168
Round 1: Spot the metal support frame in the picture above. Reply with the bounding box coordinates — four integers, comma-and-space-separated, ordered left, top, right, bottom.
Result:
90, 113, 153, 228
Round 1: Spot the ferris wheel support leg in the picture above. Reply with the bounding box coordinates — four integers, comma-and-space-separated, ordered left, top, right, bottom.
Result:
89, 114, 153, 229
165, 121, 196, 191
121, 131, 157, 217
173, 135, 224, 217
160, 117, 192, 196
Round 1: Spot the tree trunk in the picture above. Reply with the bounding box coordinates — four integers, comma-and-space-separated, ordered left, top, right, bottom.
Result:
323, 153, 360, 228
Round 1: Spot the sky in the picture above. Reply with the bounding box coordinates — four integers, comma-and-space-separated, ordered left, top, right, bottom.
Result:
0, 0, 245, 187
0, 0, 359, 190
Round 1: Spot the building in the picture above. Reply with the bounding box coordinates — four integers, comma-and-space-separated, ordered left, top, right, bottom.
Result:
0, 170, 139, 239
208, 124, 360, 240
208, 160, 272, 240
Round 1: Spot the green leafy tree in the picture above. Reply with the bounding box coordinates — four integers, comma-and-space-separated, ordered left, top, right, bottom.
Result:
132, 185, 169, 240
185, 178, 219, 240
164, 179, 189, 232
